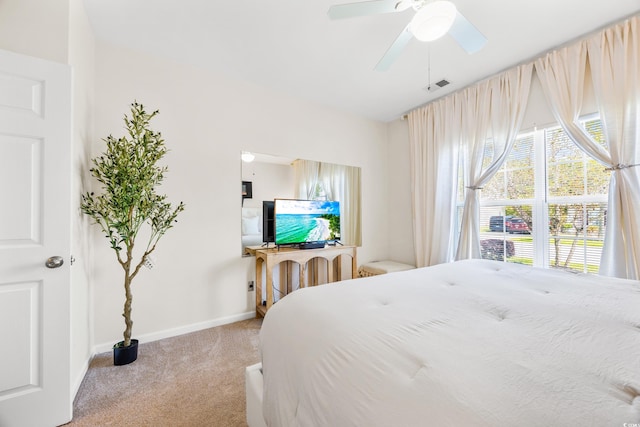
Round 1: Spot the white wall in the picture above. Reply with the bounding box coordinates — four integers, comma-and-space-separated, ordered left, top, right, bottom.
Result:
91, 41, 390, 349
386, 119, 415, 266
241, 161, 294, 209
0, 0, 69, 64
67, 0, 95, 397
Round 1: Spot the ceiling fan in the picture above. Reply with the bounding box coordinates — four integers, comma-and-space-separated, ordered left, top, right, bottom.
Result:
327, 0, 487, 71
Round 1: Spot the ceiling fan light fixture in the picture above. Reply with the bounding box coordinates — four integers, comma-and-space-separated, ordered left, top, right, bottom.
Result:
241, 151, 255, 162
410, 1, 457, 42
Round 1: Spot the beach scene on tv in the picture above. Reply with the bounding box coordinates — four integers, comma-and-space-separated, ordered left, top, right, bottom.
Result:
275, 199, 341, 245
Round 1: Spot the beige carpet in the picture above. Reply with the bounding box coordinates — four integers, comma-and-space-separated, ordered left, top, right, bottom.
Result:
65, 318, 262, 427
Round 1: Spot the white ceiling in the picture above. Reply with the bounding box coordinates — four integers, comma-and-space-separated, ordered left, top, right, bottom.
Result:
84, 0, 640, 122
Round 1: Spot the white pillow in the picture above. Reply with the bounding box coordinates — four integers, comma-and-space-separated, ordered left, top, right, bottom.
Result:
242, 216, 260, 235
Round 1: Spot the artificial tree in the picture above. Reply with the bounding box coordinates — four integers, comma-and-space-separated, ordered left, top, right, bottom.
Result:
81, 101, 185, 351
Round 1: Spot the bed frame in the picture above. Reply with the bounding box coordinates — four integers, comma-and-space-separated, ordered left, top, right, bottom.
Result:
245, 363, 266, 427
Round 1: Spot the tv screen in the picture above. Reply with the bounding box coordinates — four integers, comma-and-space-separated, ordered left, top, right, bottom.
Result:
274, 199, 341, 246
262, 200, 275, 243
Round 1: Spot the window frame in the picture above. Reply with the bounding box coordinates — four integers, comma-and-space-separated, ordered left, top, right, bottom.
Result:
456, 113, 608, 273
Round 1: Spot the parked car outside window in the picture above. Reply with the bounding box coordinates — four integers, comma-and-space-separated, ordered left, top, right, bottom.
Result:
489, 215, 506, 232
489, 216, 531, 234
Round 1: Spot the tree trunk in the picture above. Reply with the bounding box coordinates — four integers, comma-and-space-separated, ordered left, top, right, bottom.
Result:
123, 264, 133, 348
563, 231, 580, 268
553, 238, 561, 266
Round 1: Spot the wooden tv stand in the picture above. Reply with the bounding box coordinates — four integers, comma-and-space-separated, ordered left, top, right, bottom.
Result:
253, 245, 357, 317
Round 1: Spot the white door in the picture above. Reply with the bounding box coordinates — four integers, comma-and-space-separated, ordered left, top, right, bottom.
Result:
0, 49, 72, 426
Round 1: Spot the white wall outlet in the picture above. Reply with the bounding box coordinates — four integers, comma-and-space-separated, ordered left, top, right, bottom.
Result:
248, 280, 254, 291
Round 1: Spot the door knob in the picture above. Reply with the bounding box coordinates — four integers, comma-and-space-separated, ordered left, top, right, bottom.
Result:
45, 256, 64, 269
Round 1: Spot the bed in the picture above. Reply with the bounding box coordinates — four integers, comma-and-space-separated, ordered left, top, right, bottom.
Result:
246, 259, 640, 426
242, 206, 264, 249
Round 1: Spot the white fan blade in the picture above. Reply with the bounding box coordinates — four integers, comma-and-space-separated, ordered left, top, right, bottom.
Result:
448, 11, 487, 54
375, 24, 413, 71
328, 0, 402, 20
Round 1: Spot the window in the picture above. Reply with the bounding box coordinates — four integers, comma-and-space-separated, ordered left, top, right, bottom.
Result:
545, 118, 608, 273
460, 116, 609, 273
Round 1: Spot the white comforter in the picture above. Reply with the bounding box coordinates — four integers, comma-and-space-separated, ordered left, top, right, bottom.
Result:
260, 259, 640, 427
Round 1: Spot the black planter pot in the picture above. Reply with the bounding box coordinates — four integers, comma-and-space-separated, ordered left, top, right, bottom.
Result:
113, 339, 139, 366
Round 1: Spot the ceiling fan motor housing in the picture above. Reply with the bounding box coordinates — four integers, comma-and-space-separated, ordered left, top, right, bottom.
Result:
410, 1, 457, 41
328, 0, 486, 71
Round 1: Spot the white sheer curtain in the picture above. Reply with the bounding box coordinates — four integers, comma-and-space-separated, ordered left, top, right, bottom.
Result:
319, 162, 343, 203
293, 159, 362, 246
588, 17, 640, 280
293, 159, 320, 199
408, 96, 461, 267
320, 163, 362, 246
455, 83, 491, 260
535, 16, 640, 279
455, 64, 533, 260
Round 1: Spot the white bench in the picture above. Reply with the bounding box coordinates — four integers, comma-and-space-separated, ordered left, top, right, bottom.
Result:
358, 260, 415, 277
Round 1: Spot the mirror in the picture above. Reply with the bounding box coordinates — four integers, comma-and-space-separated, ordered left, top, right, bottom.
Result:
241, 153, 295, 256
240, 152, 361, 256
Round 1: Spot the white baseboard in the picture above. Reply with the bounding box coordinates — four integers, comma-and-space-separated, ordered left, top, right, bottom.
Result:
91, 311, 257, 355
71, 356, 91, 402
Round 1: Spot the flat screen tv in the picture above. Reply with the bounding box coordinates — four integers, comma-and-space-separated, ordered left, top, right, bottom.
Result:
262, 200, 275, 244
274, 199, 341, 246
